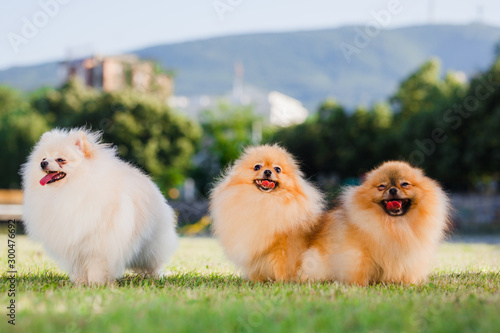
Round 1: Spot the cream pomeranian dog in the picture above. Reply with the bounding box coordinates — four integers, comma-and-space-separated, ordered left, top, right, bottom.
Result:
301, 161, 450, 285
210, 145, 324, 282
21, 128, 178, 284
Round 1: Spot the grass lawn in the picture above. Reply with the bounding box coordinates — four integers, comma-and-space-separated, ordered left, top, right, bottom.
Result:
1, 235, 499, 333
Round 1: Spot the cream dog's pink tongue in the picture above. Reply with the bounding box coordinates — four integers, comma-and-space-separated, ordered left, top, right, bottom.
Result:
40, 173, 57, 186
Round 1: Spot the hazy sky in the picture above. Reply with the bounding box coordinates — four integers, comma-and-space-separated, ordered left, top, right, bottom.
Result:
1, 0, 499, 70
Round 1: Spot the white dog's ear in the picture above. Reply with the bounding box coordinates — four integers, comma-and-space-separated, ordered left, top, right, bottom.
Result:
75, 131, 93, 158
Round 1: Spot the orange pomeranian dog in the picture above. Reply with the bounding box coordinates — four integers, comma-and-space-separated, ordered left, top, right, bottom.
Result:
301, 161, 450, 285
210, 145, 324, 281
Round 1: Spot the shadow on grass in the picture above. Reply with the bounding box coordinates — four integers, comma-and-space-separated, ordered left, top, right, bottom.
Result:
0, 271, 246, 290
119, 271, 245, 288
1, 271, 498, 292
427, 271, 500, 290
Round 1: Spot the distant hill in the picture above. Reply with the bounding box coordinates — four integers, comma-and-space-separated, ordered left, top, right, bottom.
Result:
1, 24, 499, 109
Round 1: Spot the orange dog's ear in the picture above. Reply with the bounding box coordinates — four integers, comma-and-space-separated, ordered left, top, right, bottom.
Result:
75, 131, 93, 158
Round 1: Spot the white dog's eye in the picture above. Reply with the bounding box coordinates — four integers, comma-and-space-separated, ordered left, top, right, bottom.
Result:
56, 158, 65, 163
274, 167, 281, 173
377, 184, 386, 191
254, 165, 261, 171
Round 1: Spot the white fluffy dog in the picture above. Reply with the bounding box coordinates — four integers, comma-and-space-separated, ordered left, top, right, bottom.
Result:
21, 128, 178, 284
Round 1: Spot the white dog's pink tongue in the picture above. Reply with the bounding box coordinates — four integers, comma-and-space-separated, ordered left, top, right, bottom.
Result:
40, 173, 57, 186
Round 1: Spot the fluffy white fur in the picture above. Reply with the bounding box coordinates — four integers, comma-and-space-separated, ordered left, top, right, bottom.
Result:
21, 128, 178, 284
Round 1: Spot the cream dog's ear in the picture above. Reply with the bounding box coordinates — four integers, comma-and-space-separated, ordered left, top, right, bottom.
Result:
75, 131, 93, 158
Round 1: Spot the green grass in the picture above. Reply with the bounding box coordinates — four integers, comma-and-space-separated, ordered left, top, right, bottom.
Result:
1, 236, 499, 333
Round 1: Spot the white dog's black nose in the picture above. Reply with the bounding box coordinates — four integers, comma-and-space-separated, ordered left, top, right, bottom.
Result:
41, 161, 49, 169
264, 169, 272, 177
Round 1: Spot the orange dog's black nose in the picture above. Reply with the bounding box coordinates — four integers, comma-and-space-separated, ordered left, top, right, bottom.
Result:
264, 169, 272, 177
389, 188, 398, 195
41, 160, 49, 169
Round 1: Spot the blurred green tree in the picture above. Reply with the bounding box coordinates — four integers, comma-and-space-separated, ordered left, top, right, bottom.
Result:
191, 102, 264, 195
461, 57, 500, 185
0, 86, 49, 188
391, 58, 443, 117
30, 79, 99, 127
76, 90, 201, 192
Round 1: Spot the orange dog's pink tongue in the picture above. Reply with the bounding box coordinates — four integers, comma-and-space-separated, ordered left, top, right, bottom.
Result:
386, 201, 402, 210
40, 173, 57, 186
260, 180, 276, 189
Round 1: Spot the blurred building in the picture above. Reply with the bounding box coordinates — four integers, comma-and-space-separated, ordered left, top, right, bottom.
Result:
63, 55, 173, 100
268, 91, 308, 127
168, 89, 308, 127
168, 61, 308, 127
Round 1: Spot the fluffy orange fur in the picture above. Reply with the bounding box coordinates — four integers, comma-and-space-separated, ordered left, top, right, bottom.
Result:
301, 161, 450, 285
209, 145, 324, 281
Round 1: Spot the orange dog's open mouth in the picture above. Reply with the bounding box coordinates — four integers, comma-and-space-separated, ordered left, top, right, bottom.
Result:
381, 199, 411, 216
40, 171, 66, 186
254, 179, 277, 192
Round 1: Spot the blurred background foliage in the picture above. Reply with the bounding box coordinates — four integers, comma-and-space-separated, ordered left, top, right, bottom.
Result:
1, 56, 500, 196
270, 57, 500, 192
190, 102, 263, 195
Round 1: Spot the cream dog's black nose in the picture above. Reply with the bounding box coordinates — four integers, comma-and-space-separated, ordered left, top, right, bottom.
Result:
389, 188, 398, 195
41, 161, 49, 169
264, 169, 272, 177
